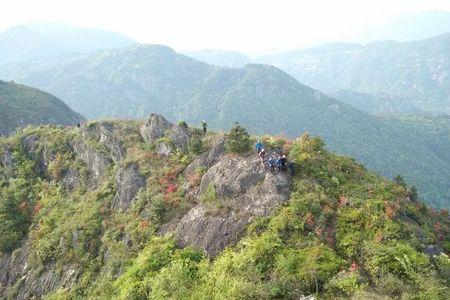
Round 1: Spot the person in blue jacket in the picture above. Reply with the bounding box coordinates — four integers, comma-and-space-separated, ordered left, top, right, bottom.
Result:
255, 140, 263, 154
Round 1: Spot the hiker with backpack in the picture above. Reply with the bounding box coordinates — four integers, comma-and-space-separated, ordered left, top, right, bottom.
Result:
278, 155, 287, 171
202, 120, 208, 133
268, 155, 277, 173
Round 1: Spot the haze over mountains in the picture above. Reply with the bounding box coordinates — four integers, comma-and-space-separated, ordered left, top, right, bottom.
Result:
183, 49, 251, 68
0, 23, 135, 64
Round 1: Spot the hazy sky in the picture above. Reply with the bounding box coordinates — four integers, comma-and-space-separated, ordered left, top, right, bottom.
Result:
1, 0, 450, 54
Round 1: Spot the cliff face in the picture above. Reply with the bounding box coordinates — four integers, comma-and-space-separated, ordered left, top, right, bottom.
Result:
0, 115, 448, 299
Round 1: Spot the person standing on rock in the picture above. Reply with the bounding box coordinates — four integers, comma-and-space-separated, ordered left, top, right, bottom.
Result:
202, 120, 208, 134
255, 140, 263, 154
259, 148, 266, 161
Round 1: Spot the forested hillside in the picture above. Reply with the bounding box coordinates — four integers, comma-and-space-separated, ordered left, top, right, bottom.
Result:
0, 115, 448, 299
0, 80, 84, 135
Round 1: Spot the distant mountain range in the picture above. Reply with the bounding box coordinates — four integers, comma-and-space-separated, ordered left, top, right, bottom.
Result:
1, 44, 449, 208
0, 80, 84, 135
0, 23, 135, 64
257, 33, 450, 114
183, 49, 252, 68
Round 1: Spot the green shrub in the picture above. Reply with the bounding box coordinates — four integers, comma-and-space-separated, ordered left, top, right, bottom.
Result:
133, 189, 167, 225
225, 123, 250, 154
187, 135, 204, 155
149, 248, 203, 299
325, 271, 367, 297
177, 121, 188, 129
0, 177, 37, 253
201, 183, 217, 204
274, 244, 344, 294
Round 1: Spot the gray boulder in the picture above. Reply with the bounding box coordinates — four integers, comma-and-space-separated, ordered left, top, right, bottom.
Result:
140, 113, 173, 143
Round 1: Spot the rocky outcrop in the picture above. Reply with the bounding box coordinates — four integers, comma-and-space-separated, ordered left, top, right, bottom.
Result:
0, 146, 12, 170
167, 155, 292, 256
424, 245, 444, 258
0, 243, 79, 300
79, 121, 125, 162
112, 163, 146, 210
71, 139, 111, 187
21, 134, 55, 176
184, 136, 225, 177
140, 113, 191, 155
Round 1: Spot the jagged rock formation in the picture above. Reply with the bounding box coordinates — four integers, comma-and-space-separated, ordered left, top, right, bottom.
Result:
140, 113, 192, 155
164, 155, 292, 256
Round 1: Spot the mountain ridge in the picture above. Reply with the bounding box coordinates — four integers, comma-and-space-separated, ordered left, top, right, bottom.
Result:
1, 44, 450, 208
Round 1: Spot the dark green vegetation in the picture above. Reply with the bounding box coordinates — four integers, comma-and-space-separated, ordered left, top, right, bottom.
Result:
0, 121, 448, 299
0, 80, 84, 135
1, 45, 449, 208
257, 33, 450, 114
0, 23, 135, 65
225, 122, 251, 153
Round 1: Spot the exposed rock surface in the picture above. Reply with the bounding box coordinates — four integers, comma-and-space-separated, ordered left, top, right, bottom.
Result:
184, 136, 225, 177
80, 121, 125, 162
112, 162, 146, 210
0, 243, 79, 300
0, 146, 12, 170
424, 244, 444, 257
140, 113, 191, 155
167, 155, 292, 256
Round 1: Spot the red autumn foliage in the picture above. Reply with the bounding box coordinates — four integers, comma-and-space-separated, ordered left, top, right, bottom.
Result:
139, 220, 149, 229
165, 183, 177, 194
305, 212, 315, 227
338, 196, 348, 206
33, 202, 43, 215
349, 262, 358, 272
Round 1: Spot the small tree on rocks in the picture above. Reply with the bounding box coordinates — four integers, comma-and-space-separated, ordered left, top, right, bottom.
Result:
225, 122, 251, 154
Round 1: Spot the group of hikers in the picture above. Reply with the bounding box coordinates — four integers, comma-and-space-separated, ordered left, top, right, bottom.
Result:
255, 140, 296, 176
200, 120, 295, 176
